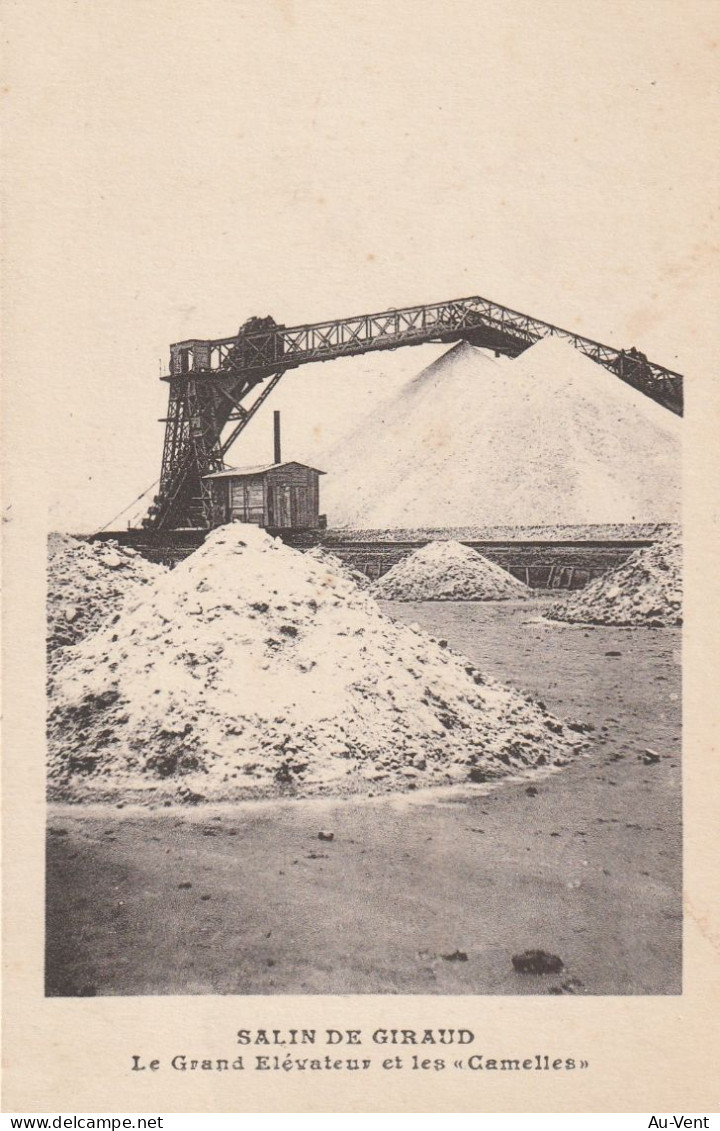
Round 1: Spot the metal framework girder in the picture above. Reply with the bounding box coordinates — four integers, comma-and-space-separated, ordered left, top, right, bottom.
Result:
167, 292, 683, 416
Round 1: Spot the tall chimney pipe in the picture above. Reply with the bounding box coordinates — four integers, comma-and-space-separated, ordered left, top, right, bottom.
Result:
273, 410, 282, 465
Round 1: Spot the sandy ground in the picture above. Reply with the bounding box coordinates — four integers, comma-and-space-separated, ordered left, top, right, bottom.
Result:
46, 595, 681, 996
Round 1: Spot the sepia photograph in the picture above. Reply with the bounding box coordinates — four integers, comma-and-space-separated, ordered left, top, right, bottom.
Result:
45, 296, 682, 998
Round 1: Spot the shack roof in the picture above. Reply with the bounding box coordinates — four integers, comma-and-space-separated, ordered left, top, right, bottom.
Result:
202, 461, 326, 480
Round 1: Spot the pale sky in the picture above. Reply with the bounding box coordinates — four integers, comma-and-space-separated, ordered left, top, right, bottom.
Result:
4, 0, 717, 530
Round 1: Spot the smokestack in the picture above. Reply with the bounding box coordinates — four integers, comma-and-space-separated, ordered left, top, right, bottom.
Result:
273, 410, 282, 465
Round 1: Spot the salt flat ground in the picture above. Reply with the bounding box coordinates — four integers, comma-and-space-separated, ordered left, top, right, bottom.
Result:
46, 596, 681, 996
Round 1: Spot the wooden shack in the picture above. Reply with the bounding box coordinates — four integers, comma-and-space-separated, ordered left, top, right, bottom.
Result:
203, 462, 325, 530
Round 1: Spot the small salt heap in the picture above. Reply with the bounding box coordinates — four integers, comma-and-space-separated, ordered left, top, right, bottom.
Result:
47, 533, 165, 664
547, 529, 682, 626
371, 540, 528, 601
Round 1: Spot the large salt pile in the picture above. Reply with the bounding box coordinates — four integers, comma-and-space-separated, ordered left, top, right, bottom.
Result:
547, 530, 682, 627
372, 540, 528, 601
47, 524, 583, 803
47, 534, 164, 663
320, 337, 681, 528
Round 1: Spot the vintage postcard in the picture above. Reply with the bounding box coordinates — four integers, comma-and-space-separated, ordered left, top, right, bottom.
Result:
2, 0, 719, 1116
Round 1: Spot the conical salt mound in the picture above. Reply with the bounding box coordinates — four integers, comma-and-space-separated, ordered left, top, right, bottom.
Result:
321, 337, 681, 528
371, 540, 528, 601
47, 524, 583, 803
547, 529, 682, 626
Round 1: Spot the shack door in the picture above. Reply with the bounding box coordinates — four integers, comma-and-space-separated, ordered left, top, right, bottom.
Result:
269, 485, 291, 527
291, 486, 310, 527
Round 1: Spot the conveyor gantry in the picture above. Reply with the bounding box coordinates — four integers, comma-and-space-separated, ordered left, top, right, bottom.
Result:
147, 293, 684, 531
